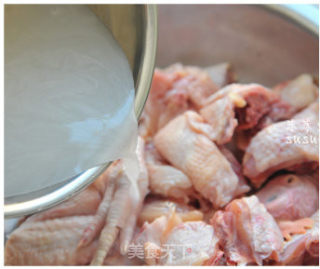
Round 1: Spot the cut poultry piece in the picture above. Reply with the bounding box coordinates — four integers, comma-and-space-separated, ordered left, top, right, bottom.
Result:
77, 137, 149, 265
138, 199, 203, 225
139, 63, 218, 138
256, 174, 318, 221
5, 137, 149, 266
263, 74, 319, 130
25, 182, 103, 223
285, 102, 319, 174
235, 99, 294, 152
24, 158, 126, 223
274, 74, 318, 113
145, 139, 166, 164
4, 218, 20, 241
154, 111, 239, 208
133, 206, 221, 265
218, 145, 250, 197
132, 206, 183, 265
157, 87, 189, 131
163, 63, 219, 108
305, 211, 319, 258
139, 69, 189, 138
147, 165, 193, 202
5, 216, 98, 265
211, 195, 283, 265
243, 118, 319, 188
293, 100, 319, 121
159, 221, 220, 265
102, 236, 144, 266
200, 96, 238, 145
278, 218, 314, 241
6, 62, 320, 267
205, 62, 236, 89
277, 211, 319, 265
145, 141, 193, 202
234, 79, 318, 151
200, 83, 279, 144
234, 101, 295, 152
310, 170, 319, 189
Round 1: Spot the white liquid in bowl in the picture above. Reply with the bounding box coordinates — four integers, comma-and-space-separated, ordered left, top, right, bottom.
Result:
5, 5, 138, 197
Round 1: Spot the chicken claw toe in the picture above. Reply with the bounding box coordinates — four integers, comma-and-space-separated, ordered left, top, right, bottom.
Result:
77, 170, 117, 248
90, 137, 149, 265
78, 222, 102, 248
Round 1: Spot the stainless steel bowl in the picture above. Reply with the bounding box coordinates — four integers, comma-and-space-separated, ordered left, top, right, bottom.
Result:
4, 4, 158, 218
156, 5, 318, 86
5, 4, 318, 218
90, 5, 158, 118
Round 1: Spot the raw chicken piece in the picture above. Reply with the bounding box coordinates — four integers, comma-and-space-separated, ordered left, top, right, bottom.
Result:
285, 102, 319, 174
154, 111, 239, 208
305, 211, 319, 258
102, 236, 144, 266
145, 139, 166, 164
159, 221, 220, 265
139, 68, 189, 138
24, 158, 125, 223
211, 195, 283, 265
200, 96, 238, 145
5, 137, 149, 266
310, 170, 319, 189
262, 75, 319, 130
266, 99, 295, 122
138, 199, 203, 225
235, 97, 296, 151
4, 218, 20, 241
256, 174, 318, 221
147, 165, 193, 202
80, 137, 149, 265
200, 83, 278, 144
243, 118, 319, 188
145, 141, 193, 202
157, 87, 189, 130
234, 80, 317, 151
205, 62, 235, 89
132, 206, 183, 265
133, 206, 221, 265
25, 183, 103, 223
277, 211, 319, 265
274, 74, 318, 113
139, 64, 218, 138
293, 100, 319, 121
278, 218, 314, 241
164, 63, 219, 108
218, 145, 250, 197
6, 63, 319, 267
5, 159, 118, 265
234, 100, 295, 152
5, 216, 98, 265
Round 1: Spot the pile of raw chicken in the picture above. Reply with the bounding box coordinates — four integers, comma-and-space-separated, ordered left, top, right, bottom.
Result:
5, 63, 319, 266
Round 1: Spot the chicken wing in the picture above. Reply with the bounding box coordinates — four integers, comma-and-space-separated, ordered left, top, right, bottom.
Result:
5, 216, 98, 265
154, 111, 239, 208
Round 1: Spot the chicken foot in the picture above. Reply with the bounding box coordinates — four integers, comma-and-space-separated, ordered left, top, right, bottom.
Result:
78, 137, 149, 265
